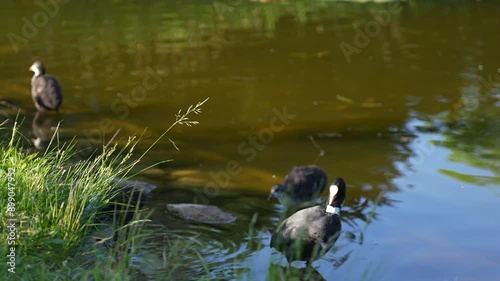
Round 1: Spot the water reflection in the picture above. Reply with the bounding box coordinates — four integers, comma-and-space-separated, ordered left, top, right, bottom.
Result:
417, 70, 500, 190
31, 111, 61, 152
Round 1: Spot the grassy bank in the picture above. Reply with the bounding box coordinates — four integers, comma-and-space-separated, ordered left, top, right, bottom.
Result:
0, 122, 149, 280
0, 99, 208, 280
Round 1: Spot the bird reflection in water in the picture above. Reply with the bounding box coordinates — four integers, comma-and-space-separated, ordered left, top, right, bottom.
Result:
32, 111, 62, 152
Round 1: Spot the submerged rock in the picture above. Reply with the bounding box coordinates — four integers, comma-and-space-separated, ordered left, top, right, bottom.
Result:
166, 203, 236, 224
80, 177, 158, 245
112, 177, 157, 195
99, 178, 157, 224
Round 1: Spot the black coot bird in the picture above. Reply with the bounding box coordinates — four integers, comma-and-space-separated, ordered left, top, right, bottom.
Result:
29, 61, 62, 112
271, 177, 346, 263
268, 165, 328, 208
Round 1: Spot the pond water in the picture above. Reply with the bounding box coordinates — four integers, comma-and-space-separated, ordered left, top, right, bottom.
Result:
1, 0, 499, 280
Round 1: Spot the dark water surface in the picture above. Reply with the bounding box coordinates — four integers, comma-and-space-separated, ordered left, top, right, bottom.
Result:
1, 0, 499, 280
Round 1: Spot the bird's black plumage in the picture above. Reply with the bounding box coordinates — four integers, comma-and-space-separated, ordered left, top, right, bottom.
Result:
271, 177, 346, 263
30, 61, 62, 112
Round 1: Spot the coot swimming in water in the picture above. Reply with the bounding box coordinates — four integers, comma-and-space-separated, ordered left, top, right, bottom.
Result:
271, 177, 346, 263
268, 165, 328, 208
29, 61, 62, 112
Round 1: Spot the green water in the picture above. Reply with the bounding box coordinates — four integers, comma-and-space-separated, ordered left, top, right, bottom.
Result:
1, 0, 499, 280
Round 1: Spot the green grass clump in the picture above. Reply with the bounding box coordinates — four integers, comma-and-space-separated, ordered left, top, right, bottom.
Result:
0, 98, 208, 280
0, 122, 144, 280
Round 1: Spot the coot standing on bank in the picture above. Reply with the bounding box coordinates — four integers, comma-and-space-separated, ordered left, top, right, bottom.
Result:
271, 177, 346, 263
268, 165, 328, 208
29, 61, 62, 112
